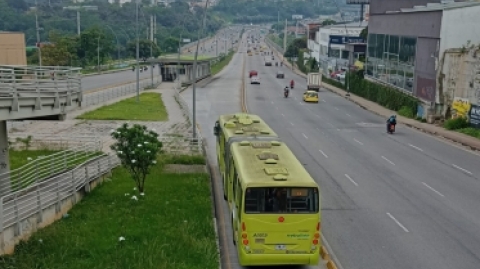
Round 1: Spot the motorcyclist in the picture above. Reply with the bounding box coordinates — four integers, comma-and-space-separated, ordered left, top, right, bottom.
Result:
386, 115, 397, 132
290, 79, 294, 88
284, 86, 290, 97
280, 62, 283, 67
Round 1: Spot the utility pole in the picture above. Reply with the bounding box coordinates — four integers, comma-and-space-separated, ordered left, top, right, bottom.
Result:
77, 11, 81, 35
283, 19, 287, 53
35, 0, 42, 67
150, 15, 154, 87
97, 36, 100, 73
192, 0, 210, 141
135, 0, 140, 102
215, 35, 218, 57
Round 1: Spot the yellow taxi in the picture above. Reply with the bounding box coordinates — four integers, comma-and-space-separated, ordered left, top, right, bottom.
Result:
303, 90, 319, 103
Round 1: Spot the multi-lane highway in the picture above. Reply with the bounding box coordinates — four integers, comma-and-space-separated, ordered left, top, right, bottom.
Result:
182, 26, 480, 269
245, 41, 480, 269
182, 30, 328, 269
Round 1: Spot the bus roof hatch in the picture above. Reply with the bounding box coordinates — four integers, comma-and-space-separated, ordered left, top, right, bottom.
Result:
264, 167, 288, 175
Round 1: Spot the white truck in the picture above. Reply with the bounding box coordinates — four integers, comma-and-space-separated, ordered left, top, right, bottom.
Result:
264, 56, 272, 66
307, 72, 322, 91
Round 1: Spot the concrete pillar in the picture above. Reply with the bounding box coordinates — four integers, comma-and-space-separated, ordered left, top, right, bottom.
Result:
0, 120, 11, 197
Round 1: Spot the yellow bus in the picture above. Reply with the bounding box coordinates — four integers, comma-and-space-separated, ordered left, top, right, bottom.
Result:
213, 113, 278, 202
227, 140, 321, 266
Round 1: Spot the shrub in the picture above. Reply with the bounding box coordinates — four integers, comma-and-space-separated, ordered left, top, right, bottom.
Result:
398, 106, 414, 118
161, 154, 206, 165
444, 117, 470, 130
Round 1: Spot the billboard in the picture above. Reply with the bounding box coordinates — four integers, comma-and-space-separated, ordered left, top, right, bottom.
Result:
346, 0, 370, 3
292, 14, 303, 20
182, 39, 191, 43
329, 35, 364, 45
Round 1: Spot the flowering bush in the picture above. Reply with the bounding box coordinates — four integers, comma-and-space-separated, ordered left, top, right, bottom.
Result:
110, 123, 162, 192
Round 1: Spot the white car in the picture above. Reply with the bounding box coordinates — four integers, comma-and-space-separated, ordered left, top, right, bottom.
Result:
250, 76, 260, 84
336, 72, 346, 80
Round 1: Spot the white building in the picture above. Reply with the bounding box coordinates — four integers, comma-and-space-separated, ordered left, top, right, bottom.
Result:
307, 21, 367, 70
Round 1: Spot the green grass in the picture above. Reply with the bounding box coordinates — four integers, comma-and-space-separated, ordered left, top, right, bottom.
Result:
0, 157, 218, 269
159, 154, 206, 165
76, 92, 168, 121
458, 127, 480, 139
9, 149, 59, 170
211, 51, 235, 76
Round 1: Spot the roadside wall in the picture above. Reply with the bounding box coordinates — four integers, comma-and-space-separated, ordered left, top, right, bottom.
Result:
0, 32, 27, 65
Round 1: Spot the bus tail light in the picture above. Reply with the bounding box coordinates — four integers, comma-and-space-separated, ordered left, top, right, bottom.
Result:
314, 232, 320, 239
242, 222, 246, 231
316, 222, 321, 231
312, 239, 319, 245
242, 239, 249, 245
242, 233, 247, 239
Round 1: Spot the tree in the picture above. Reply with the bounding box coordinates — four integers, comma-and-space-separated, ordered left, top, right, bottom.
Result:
322, 19, 336, 26
77, 27, 115, 67
360, 26, 368, 41
41, 31, 79, 66
127, 39, 161, 61
111, 124, 163, 193
284, 37, 307, 58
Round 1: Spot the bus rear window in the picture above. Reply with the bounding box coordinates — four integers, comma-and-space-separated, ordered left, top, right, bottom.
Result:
244, 187, 319, 214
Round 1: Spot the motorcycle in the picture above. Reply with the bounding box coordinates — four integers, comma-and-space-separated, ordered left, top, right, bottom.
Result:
284, 89, 289, 98
387, 123, 395, 134
290, 81, 294, 89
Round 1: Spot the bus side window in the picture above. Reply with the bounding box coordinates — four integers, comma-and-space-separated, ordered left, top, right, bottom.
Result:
233, 172, 238, 200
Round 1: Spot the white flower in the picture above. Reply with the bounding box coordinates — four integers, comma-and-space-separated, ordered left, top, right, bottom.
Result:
117, 150, 123, 154
140, 192, 145, 196
118, 236, 125, 242
27, 157, 32, 161
133, 187, 137, 191
131, 195, 138, 201
124, 193, 129, 196
110, 129, 115, 133
131, 151, 135, 154
144, 141, 149, 144
117, 131, 121, 134
39, 239, 43, 243
137, 144, 142, 147
131, 160, 136, 163
152, 160, 157, 164
147, 150, 151, 153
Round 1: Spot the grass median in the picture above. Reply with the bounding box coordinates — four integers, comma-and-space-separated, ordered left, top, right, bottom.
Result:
0, 155, 218, 269
76, 92, 168, 121
211, 51, 235, 76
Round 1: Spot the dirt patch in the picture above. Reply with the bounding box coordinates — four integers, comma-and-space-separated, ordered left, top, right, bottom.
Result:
163, 164, 206, 173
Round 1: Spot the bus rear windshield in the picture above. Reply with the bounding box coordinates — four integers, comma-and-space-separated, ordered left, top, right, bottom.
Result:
244, 187, 319, 214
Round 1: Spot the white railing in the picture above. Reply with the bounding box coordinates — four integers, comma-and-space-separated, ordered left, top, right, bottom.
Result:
0, 141, 103, 196
0, 154, 120, 232
81, 76, 161, 107
7, 134, 101, 151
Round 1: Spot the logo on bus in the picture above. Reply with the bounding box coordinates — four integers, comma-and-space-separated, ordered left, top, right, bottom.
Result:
287, 233, 309, 238
253, 233, 268, 237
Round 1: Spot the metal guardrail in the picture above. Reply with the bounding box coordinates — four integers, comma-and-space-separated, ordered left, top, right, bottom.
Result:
7, 135, 101, 151
265, 37, 285, 54
82, 76, 161, 107
0, 141, 103, 196
0, 154, 120, 232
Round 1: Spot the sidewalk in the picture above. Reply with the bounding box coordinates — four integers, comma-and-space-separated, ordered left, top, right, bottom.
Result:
8, 83, 190, 153
268, 43, 480, 151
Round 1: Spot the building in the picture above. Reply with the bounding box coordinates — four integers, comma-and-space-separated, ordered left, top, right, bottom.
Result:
366, 0, 480, 117
307, 21, 367, 71
0, 32, 27, 65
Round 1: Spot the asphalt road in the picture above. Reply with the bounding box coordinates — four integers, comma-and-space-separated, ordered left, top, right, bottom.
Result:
81, 28, 242, 92
81, 69, 154, 92
245, 44, 480, 269
182, 27, 243, 58
182, 30, 327, 269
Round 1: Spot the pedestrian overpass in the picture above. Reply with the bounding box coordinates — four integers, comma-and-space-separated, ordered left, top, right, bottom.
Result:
0, 65, 83, 196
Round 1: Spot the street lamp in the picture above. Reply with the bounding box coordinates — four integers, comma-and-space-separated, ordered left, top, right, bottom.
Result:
192, 0, 211, 141
135, 0, 140, 102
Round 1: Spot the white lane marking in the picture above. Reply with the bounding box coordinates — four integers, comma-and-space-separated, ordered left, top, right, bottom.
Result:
422, 182, 445, 197
299, 102, 303, 105
346, 113, 352, 117
290, 122, 294, 126
408, 144, 424, 152
302, 133, 308, 139
386, 212, 409, 232
344, 174, 358, 186
334, 107, 339, 110
353, 138, 364, 145
381, 156, 395, 166
319, 150, 328, 158
281, 113, 285, 117
322, 99, 326, 102
452, 164, 472, 175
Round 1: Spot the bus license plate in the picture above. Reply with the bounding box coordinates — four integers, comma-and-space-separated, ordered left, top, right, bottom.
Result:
275, 245, 286, 250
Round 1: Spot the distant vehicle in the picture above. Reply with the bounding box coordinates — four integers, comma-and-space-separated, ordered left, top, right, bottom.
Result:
303, 90, 319, 103
307, 73, 322, 92
276, 71, 284, 79
249, 70, 258, 78
264, 56, 272, 66
250, 76, 260, 84
336, 72, 346, 80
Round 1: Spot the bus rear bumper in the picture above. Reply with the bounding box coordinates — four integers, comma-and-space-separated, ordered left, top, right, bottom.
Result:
239, 252, 320, 266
